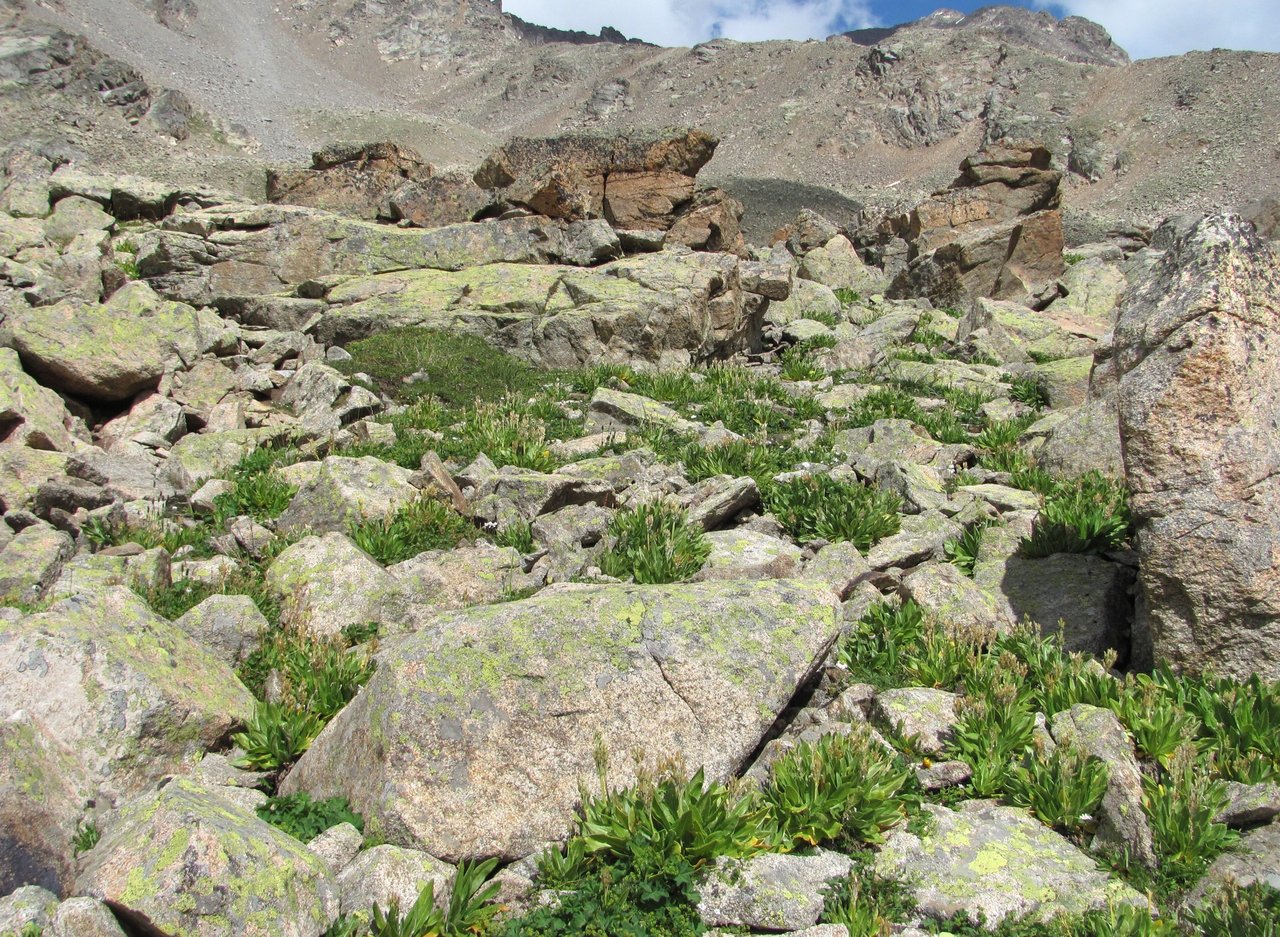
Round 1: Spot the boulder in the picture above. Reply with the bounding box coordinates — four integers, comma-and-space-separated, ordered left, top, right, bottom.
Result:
390, 170, 492, 229
0, 885, 58, 935
278, 362, 382, 436
172, 594, 269, 667
475, 128, 716, 224
391, 542, 535, 612
666, 187, 748, 256
48, 897, 129, 937
695, 529, 803, 581
276, 456, 418, 535
696, 850, 852, 931
1185, 821, 1280, 908
900, 562, 1008, 637
0, 348, 81, 451
871, 687, 959, 754
1114, 215, 1280, 678
0, 523, 73, 605
585, 387, 701, 436
0, 710, 88, 898
8, 282, 226, 402
266, 142, 434, 221
77, 778, 339, 937
336, 844, 453, 918
875, 800, 1145, 926
265, 533, 411, 637
1029, 396, 1124, 478
0, 588, 255, 797
281, 579, 841, 861
798, 235, 888, 296
469, 467, 613, 526
0, 447, 70, 512
316, 249, 754, 369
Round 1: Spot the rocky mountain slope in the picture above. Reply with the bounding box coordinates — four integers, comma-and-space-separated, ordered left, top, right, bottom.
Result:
5, 0, 1279, 240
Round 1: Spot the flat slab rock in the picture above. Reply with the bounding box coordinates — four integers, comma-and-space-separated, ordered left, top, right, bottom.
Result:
281, 579, 840, 862
875, 800, 1146, 927
697, 849, 852, 931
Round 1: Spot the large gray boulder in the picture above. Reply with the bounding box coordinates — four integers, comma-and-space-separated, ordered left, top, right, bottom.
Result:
875, 800, 1145, 927
8, 282, 231, 402
0, 588, 255, 797
77, 778, 339, 937
281, 579, 841, 861
1114, 215, 1280, 677
0, 710, 88, 898
0, 347, 82, 451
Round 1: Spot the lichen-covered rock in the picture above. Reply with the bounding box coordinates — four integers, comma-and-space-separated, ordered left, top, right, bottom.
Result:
162, 428, 275, 493
336, 844, 454, 918
278, 362, 382, 436
802, 541, 873, 600
696, 849, 852, 931
1115, 214, 1280, 678
0, 588, 255, 797
0, 524, 72, 605
391, 542, 535, 613
586, 387, 701, 436
265, 533, 411, 637
46, 547, 171, 602
0, 710, 88, 898
172, 594, 268, 667
1026, 396, 1125, 478
8, 282, 226, 402
0, 347, 82, 452
308, 823, 364, 875
678, 474, 760, 530
695, 529, 802, 581
1050, 704, 1157, 869
48, 896, 128, 937
77, 778, 339, 937
866, 511, 962, 571
0, 447, 69, 512
469, 467, 613, 526
0, 885, 58, 935
871, 687, 958, 755
281, 579, 841, 861
900, 562, 1008, 637
277, 456, 418, 535
875, 800, 1145, 926
1216, 782, 1280, 828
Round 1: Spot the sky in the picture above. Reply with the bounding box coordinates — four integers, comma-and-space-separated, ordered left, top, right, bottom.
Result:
501, 0, 1280, 59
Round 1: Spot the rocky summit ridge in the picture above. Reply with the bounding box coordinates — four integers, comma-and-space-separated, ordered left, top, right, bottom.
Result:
1, 3, 1280, 937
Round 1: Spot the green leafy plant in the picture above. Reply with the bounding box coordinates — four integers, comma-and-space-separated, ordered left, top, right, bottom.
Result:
1006, 374, 1050, 409
819, 856, 916, 937
947, 683, 1038, 797
1020, 472, 1130, 558
256, 792, 364, 842
212, 469, 298, 525
231, 701, 325, 772
833, 288, 862, 306
765, 473, 901, 549
349, 496, 477, 565
1185, 881, 1280, 937
1006, 745, 1109, 834
944, 520, 992, 577
370, 858, 500, 937
838, 600, 925, 690
72, 819, 100, 855
780, 341, 828, 381
493, 521, 536, 553
599, 500, 711, 584
761, 729, 912, 849
1141, 746, 1237, 886
237, 627, 375, 718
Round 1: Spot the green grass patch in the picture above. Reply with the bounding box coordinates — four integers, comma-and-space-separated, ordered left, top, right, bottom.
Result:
599, 500, 711, 584
257, 792, 363, 843
765, 473, 901, 549
348, 496, 477, 565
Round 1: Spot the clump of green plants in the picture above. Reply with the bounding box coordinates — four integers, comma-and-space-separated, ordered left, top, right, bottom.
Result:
371, 858, 500, 937
210, 442, 303, 524
947, 680, 1038, 797
1184, 881, 1280, 936
844, 387, 925, 428
765, 473, 901, 549
599, 500, 710, 584
349, 496, 477, 565
1141, 746, 1237, 887
83, 515, 214, 556
1005, 744, 1109, 835
833, 288, 862, 306
257, 791, 364, 842
801, 308, 843, 328
780, 337, 835, 382
233, 627, 375, 773
838, 600, 927, 690
760, 729, 913, 849
945, 520, 993, 577
72, 819, 100, 856
113, 238, 141, 279
1020, 471, 1130, 558
492, 521, 535, 553
819, 856, 917, 937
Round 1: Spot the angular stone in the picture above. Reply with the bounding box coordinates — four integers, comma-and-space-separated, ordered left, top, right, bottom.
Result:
1216, 782, 1280, 828
695, 529, 803, 581
43, 196, 113, 249
281, 579, 840, 861
172, 594, 268, 667
336, 844, 454, 917
956, 483, 1041, 514
0, 710, 88, 898
802, 541, 872, 600
391, 542, 534, 613
470, 468, 613, 525
266, 533, 411, 638
48, 896, 128, 937
279, 362, 382, 436
0, 885, 58, 935
277, 456, 418, 535
1115, 215, 1280, 678
865, 512, 961, 571
77, 778, 338, 937
679, 474, 760, 531
871, 687, 959, 754
1031, 396, 1125, 478
162, 428, 274, 493
585, 387, 701, 436
1185, 821, 1280, 908
0, 524, 73, 605
0, 588, 254, 797
9, 283, 224, 402
697, 850, 852, 931
0, 442, 70, 511
875, 800, 1145, 927
987, 554, 1133, 657
0, 347, 80, 451
900, 562, 1008, 636
308, 823, 364, 874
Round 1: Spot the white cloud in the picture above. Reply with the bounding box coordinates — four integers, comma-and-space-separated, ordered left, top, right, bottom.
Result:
501, 0, 879, 47
1039, 0, 1280, 58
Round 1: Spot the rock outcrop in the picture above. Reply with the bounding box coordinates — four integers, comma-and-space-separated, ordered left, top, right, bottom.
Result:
1115, 214, 1280, 678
